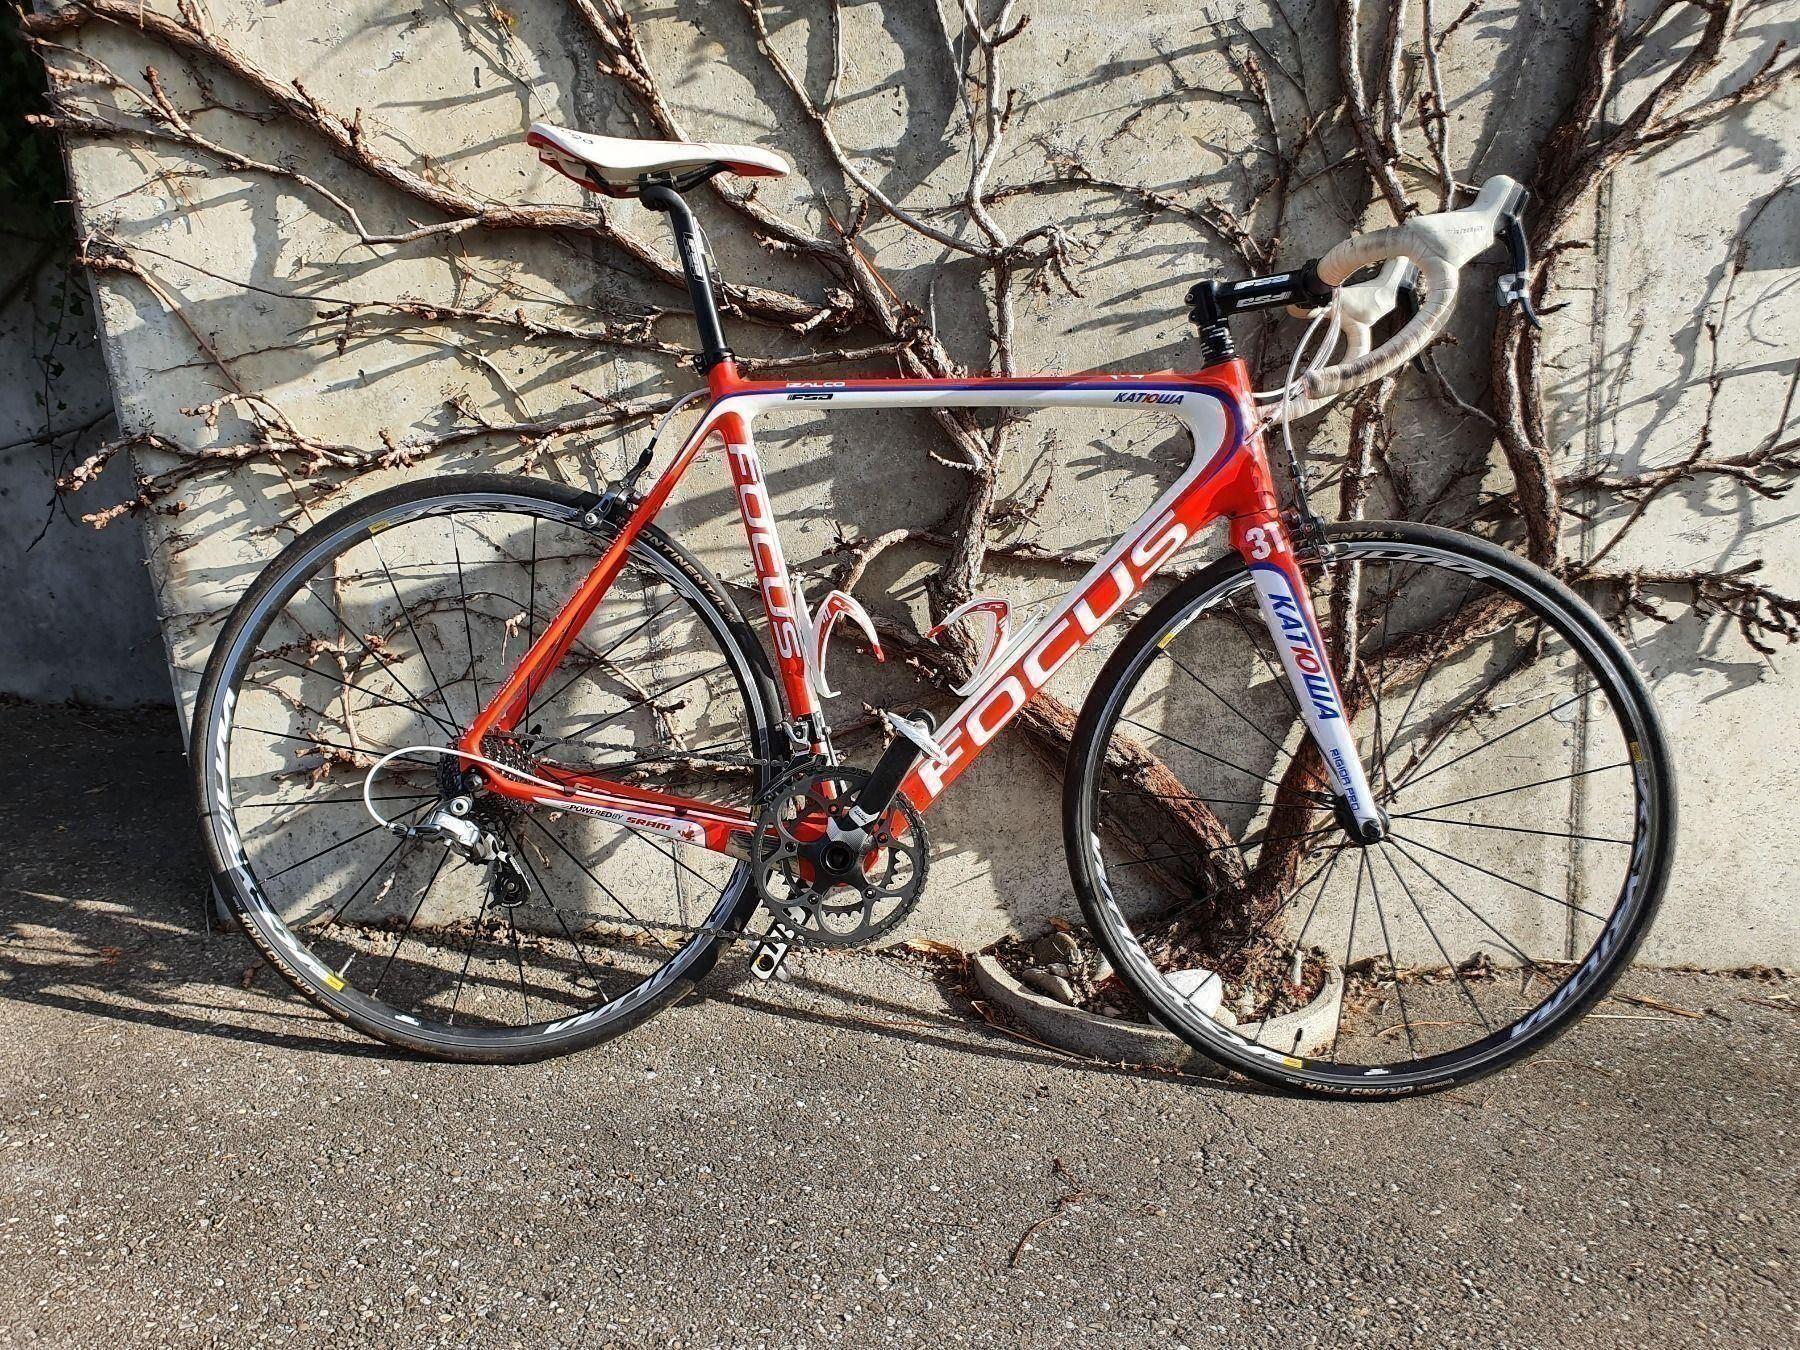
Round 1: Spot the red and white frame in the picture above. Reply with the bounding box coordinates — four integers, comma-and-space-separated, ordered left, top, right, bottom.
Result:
459, 355, 1382, 853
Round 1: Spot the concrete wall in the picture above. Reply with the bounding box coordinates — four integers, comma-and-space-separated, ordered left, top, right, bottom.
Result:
0, 220, 167, 706
34, 0, 1800, 963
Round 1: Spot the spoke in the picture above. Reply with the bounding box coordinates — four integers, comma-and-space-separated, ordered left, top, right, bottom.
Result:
1395, 689, 1594, 797
237, 724, 396, 765
1388, 831, 1611, 922
532, 664, 720, 757
541, 736, 756, 777
237, 691, 415, 758
1244, 845, 1346, 1052
369, 848, 455, 998
263, 803, 430, 882
1397, 761, 1631, 817
1285, 845, 1349, 959
617, 820, 734, 897
1162, 650, 1293, 762
1381, 575, 1477, 766
259, 652, 456, 735
1119, 715, 1295, 794
448, 873, 495, 1027
236, 791, 435, 810
522, 515, 540, 728
1380, 849, 1492, 1034
1385, 837, 1550, 982
524, 816, 677, 952
1222, 599, 1301, 717
368, 534, 461, 730
1113, 825, 1336, 871
507, 827, 609, 999
1329, 852, 1368, 1060
1364, 562, 1409, 799
1393, 814, 1635, 846
531, 595, 684, 716
323, 818, 425, 926
1365, 854, 1417, 1057
301, 581, 458, 736
1101, 790, 1282, 810
505, 904, 533, 1025
450, 513, 483, 710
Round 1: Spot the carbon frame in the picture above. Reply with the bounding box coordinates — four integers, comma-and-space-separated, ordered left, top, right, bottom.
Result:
459, 356, 1382, 855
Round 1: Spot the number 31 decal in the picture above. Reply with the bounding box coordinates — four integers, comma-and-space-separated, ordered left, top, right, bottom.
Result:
1243, 524, 1287, 560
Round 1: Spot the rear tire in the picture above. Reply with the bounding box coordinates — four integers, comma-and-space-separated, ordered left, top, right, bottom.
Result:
193, 474, 782, 1062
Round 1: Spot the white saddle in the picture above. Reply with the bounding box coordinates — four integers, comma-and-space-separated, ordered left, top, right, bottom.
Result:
527, 122, 789, 195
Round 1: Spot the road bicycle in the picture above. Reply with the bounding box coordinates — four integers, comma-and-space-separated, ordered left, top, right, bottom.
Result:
192, 123, 1674, 1096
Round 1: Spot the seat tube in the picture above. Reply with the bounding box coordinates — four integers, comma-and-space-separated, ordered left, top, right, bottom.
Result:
1229, 511, 1383, 834
717, 412, 819, 734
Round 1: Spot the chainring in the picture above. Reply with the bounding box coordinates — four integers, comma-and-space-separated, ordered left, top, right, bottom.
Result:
750, 764, 928, 946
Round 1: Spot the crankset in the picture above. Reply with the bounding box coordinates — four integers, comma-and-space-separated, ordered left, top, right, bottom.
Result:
750, 764, 928, 946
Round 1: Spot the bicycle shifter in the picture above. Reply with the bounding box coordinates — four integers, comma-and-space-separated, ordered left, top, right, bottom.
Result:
1495, 191, 1541, 330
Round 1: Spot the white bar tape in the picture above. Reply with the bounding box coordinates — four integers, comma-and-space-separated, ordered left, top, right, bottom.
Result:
1302, 176, 1524, 401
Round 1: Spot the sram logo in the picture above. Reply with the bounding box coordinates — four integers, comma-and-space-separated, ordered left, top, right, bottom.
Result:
534, 797, 708, 845
915, 510, 1191, 799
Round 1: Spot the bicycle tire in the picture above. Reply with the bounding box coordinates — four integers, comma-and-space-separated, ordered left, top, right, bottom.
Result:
1064, 521, 1676, 1098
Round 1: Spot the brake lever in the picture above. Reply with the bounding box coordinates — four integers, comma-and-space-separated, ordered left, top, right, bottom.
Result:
1495, 196, 1542, 330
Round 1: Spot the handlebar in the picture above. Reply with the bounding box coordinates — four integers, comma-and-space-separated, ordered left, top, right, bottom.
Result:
1302, 175, 1527, 400
1185, 174, 1533, 409
1276, 257, 1419, 419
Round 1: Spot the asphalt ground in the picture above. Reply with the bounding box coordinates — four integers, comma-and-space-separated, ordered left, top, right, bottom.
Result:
0, 703, 1793, 1348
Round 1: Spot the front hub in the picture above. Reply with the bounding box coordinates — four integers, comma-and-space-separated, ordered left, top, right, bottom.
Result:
1332, 795, 1390, 846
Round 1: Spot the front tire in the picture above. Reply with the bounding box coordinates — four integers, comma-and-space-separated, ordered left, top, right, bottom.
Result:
1064, 521, 1675, 1098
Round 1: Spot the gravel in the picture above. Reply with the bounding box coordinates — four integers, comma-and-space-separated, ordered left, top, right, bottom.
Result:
0, 704, 1793, 1348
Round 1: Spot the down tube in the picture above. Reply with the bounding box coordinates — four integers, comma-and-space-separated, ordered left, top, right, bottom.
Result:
895, 438, 1270, 811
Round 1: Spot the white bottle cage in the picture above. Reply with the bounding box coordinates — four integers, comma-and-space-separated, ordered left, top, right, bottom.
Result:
803, 588, 884, 700
927, 595, 1013, 697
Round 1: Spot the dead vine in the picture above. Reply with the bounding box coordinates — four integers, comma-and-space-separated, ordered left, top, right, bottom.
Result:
22, 0, 1799, 941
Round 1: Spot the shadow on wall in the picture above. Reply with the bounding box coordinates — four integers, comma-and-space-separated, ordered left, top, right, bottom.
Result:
0, 11, 166, 707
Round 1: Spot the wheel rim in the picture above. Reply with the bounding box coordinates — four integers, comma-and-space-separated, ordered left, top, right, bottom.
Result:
1077, 532, 1669, 1090
201, 491, 772, 1048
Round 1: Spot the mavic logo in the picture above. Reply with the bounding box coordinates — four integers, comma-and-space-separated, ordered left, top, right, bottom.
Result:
1113, 391, 1184, 405
1265, 584, 1341, 723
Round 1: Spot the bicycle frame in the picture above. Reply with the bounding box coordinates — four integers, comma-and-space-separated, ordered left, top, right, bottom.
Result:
458, 354, 1382, 854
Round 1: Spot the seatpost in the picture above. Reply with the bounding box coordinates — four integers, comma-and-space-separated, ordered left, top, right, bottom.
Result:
640, 183, 733, 372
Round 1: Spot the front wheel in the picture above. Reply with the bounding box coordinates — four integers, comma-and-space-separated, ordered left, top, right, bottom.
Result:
1064, 521, 1675, 1098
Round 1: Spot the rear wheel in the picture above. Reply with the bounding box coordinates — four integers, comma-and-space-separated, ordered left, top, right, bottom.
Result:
193, 475, 781, 1062
1065, 521, 1675, 1097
